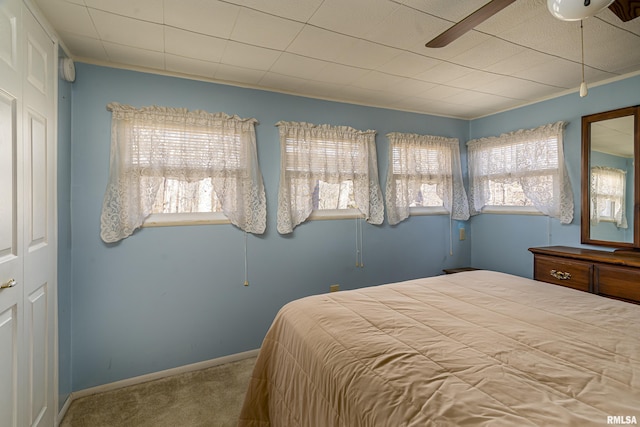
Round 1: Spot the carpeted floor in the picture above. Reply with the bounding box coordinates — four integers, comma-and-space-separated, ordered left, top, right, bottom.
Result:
59, 357, 256, 427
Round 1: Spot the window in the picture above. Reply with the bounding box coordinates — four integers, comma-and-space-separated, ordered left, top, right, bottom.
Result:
467, 121, 573, 223
100, 103, 266, 243
276, 121, 384, 234
385, 132, 469, 225
590, 166, 627, 228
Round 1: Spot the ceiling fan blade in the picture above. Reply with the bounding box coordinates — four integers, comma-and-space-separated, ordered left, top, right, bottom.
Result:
425, 0, 516, 48
608, 0, 640, 21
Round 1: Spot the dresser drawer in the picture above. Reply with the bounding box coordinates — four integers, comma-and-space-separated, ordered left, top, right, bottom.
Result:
533, 255, 592, 292
596, 265, 640, 303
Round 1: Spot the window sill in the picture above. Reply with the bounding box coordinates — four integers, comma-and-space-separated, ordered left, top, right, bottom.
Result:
309, 209, 364, 220
481, 206, 543, 215
142, 212, 230, 227
410, 206, 449, 216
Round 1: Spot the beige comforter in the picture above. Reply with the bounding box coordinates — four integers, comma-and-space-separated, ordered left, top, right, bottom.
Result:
238, 270, 640, 426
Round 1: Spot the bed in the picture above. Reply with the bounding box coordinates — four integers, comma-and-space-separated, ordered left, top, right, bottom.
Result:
238, 270, 640, 426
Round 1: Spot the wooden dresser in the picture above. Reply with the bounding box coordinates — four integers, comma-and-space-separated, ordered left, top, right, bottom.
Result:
529, 246, 640, 304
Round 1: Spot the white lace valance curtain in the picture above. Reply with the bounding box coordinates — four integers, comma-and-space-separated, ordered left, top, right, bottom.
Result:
100, 103, 266, 243
467, 121, 573, 224
591, 166, 627, 228
276, 121, 384, 234
385, 132, 469, 225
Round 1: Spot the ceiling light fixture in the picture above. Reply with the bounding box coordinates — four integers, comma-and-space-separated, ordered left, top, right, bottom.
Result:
547, 0, 614, 97
546, 0, 614, 21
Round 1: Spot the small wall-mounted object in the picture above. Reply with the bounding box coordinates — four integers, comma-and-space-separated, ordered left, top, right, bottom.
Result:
59, 57, 75, 82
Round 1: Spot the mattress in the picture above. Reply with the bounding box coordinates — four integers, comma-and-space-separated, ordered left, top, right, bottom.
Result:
238, 270, 640, 426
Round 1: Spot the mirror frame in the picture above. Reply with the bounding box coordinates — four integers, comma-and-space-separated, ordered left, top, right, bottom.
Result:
581, 105, 640, 249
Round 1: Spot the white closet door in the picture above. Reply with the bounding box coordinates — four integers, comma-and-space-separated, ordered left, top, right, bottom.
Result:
0, 0, 25, 425
0, 1, 57, 426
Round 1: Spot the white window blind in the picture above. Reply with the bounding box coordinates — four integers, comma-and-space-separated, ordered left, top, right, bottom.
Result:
100, 103, 266, 243
467, 121, 573, 224
591, 166, 627, 228
276, 121, 384, 234
385, 132, 469, 225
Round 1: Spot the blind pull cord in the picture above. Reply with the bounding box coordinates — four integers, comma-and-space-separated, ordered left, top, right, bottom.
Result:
449, 213, 453, 256
355, 215, 364, 268
244, 231, 249, 286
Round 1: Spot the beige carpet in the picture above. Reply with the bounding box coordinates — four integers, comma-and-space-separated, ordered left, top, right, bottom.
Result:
60, 357, 256, 427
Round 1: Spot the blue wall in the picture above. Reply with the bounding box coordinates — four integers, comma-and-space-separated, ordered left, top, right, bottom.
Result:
66, 63, 471, 391
468, 74, 640, 277
60, 62, 640, 395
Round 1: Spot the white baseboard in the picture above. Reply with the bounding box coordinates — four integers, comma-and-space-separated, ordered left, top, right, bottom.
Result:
56, 348, 259, 424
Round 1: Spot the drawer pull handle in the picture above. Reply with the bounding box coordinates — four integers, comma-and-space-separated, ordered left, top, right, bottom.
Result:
550, 270, 571, 280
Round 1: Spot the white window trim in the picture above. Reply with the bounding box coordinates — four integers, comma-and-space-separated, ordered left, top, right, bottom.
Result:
467, 121, 573, 224
275, 121, 384, 234
409, 206, 449, 216
100, 103, 266, 243
480, 206, 544, 215
308, 208, 364, 220
308, 206, 449, 221
142, 212, 231, 227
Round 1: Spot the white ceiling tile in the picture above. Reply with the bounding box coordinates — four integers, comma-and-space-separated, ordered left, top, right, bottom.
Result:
375, 52, 440, 78
286, 26, 357, 63
35, 0, 97, 38
35, 0, 640, 119
102, 42, 165, 69
269, 53, 327, 80
223, 0, 324, 22
386, 78, 437, 97
402, 0, 494, 23
298, 80, 349, 100
415, 62, 473, 84
341, 85, 405, 106
90, 9, 163, 51
388, 96, 437, 113
214, 64, 266, 86
474, 76, 558, 100
56, 30, 108, 61
445, 90, 512, 108
258, 72, 308, 93
423, 31, 493, 61
334, 39, 401, 70
164, 54, 218, 79
351, 71, 407, 91
581, 18, 640, 72
83, 0, 164, 23
165, 27, 226, 63
450, 39, 526, 70
484, 50, 555, 76
447, 70, 502, 90
513, 57, 581, 88
220, 41, 281, 70
417, 85, 465, 101
475, 0, 549, 36
164, 0, 239, 38
309, 0, 400, 38
314, 63, 369, 85
230, 8, 304, 50
367, 6, 447, 51
500, 10, 578, 56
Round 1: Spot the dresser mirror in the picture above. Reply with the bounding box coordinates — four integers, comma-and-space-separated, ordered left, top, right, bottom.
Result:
581, 106, 640, 249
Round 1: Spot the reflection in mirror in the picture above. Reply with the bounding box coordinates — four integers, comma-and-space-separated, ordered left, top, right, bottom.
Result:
589, 116, 635, 244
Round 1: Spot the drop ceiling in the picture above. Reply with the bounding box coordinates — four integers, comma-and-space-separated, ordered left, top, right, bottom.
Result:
35, 0, 640, 119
